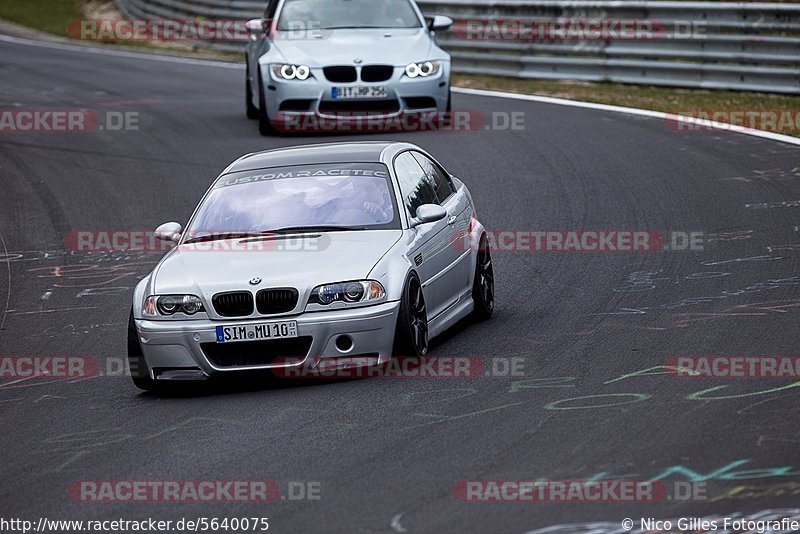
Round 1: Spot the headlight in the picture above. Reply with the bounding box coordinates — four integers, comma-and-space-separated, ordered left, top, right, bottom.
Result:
404, 61, 440, 78
308, 280, 386, 306
143, 295, 205, 317
271, 64, 312, 80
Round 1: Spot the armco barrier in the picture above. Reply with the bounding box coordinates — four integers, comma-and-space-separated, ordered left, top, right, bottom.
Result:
114, 0, 800, 93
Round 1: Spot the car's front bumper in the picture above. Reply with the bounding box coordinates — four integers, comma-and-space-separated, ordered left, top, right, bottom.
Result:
134, 300, 400, 379
261, 64, 450, 127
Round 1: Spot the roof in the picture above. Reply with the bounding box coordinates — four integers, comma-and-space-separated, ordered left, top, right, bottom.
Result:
225, 142, 401, 174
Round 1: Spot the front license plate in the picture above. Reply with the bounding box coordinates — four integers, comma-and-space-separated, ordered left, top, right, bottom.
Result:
215, 321, 298, 343
332, 86, 387, 99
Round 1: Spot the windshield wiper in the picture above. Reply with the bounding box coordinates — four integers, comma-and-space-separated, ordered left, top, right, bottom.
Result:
184, 227, 364, 244
183, 232, 263, 244
264, 226, 365, 234
321, 25, 392, 30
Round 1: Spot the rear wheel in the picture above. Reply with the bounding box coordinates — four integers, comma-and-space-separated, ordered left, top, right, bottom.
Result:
257, 66, 275, 135
128, 309, 156, 391
245, 61, 258, 119
472, 234, 494, 319
392, 273, 428, 357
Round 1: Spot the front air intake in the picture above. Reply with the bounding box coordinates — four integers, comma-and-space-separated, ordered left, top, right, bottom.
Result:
323, 66, 357, 83
256, 288, 298, 315
212, 291, 254, 317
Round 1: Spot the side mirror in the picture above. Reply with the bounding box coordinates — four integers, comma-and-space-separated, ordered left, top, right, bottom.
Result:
411, 204, 447, 227
154, 222, 183, 243
429, 15, 453, 32
245, 18, 267, 40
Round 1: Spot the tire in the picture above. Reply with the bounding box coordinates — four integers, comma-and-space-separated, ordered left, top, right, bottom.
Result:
246, 61, 258, 120
128, 309, 157, 391
439, 88, 453, 129
257, 66, 275, 135
472, 234, 495, 320
392, 273, 429, 357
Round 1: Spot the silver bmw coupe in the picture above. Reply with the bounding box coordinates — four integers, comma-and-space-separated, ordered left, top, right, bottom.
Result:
244, 0, 453, 134
128, 142, 493, 390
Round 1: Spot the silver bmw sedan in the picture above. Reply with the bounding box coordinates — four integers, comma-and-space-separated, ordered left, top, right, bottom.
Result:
128, 142, 494, 390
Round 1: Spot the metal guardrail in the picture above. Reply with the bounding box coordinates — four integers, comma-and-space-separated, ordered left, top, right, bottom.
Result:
115, 0, 800, 93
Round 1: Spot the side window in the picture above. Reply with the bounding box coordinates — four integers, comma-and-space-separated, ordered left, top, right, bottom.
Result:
264, 0, 279, 19
412, 152, 455, 201
394, 152, 438, 218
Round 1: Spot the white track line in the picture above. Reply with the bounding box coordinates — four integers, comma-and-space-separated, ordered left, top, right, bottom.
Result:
1, 32, 798, 146
453, 87, 800, 147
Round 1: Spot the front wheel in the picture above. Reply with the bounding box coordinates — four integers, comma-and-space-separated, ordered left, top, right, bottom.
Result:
128, 309, 156, 391
245, 61, 258, 120
392, 273, 429, 357
472, 234, 494, 319
439, 88, 453, 129
257, 66, 275, 135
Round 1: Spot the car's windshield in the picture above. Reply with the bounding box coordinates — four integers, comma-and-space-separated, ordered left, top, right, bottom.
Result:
277, 0, 422, 31
185, 163, 400, 240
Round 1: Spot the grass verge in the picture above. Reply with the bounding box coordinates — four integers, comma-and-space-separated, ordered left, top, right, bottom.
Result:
0, 0, 83, 37
0, 0, 240, 60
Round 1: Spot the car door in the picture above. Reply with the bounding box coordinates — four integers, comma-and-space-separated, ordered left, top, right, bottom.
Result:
393, 151, 459, 320
411, 151, 473, 300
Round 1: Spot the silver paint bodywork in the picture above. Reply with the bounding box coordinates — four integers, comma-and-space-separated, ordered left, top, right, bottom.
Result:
245, 0, 452, 121
131, 142, 486, 379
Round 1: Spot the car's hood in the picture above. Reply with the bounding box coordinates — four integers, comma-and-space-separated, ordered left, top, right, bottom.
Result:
152, 230, 402, 306
270, 28, 434, 67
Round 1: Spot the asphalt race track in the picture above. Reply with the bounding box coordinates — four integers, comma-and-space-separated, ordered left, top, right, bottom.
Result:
2, 36, 800, 533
